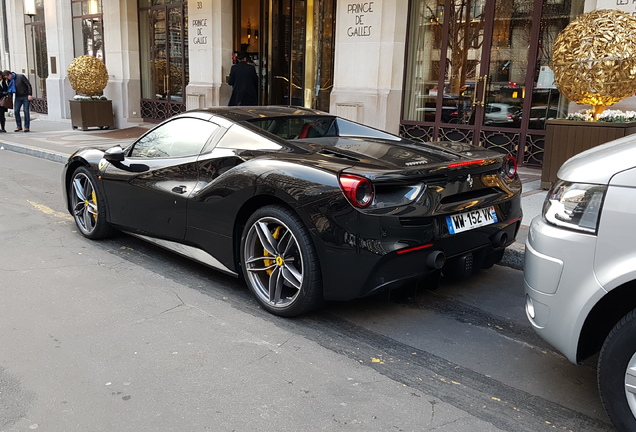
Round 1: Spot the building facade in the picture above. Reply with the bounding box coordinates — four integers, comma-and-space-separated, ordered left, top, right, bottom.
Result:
0, 0, 633, 166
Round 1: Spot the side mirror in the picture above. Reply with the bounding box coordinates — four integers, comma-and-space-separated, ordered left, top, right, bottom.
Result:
104, 146, 125, 162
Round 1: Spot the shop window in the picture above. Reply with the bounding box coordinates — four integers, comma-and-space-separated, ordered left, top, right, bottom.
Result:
403, 0, 446, 122
528, 0, 585, 129
72, 0, 104, 59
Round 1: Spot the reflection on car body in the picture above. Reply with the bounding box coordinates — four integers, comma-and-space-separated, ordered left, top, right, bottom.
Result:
63, 106, 522, 317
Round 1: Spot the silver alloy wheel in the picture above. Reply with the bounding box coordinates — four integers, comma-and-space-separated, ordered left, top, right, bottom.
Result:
70, 171, 99, 235
243, 216, 304, 308
626, 352, 636, 417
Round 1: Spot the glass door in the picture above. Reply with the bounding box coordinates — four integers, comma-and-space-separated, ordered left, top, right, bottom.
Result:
260, 0, 335, 111
139, 1, 188, 121
402, 0, 487, 132
402, 0, 584, 165
476, 0, 531, 131
437, 0, 535, 142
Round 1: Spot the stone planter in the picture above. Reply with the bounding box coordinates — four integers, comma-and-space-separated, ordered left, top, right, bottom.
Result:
69, 99, 114, 131
542, 119, 636, 189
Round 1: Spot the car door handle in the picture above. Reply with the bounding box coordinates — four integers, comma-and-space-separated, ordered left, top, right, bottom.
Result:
172, 185, 187, 194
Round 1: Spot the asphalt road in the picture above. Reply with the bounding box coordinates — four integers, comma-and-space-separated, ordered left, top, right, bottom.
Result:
0, 151, 613, 431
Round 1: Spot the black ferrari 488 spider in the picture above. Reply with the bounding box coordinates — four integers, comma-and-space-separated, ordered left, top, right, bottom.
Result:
63, 106, 522, 316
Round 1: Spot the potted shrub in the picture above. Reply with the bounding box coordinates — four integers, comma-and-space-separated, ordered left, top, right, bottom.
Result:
67, 55, 114, 130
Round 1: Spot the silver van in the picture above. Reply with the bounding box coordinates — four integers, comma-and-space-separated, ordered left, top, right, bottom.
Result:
524, 134, 636, 431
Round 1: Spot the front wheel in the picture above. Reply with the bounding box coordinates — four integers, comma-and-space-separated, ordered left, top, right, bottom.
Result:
240, 205, 323, 317
598, 309, 636, 432
68, 166, 113, 239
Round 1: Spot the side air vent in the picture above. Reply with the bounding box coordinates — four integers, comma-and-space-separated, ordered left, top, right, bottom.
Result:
405, 160, 428, 167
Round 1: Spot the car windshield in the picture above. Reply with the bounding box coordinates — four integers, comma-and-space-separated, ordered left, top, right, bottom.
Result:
247, 116, 402, 141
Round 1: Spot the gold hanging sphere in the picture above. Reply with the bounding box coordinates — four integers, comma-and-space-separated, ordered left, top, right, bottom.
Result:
552, 9, 636, 111
67, 55, 109, 96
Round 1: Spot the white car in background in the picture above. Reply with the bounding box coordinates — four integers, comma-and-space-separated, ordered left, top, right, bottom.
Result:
484, 103, 520, 125
524, 135, 636, 431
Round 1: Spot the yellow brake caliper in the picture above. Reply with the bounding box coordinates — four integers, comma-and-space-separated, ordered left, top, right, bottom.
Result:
263, 226, 283, 276
91, 190, 98, 221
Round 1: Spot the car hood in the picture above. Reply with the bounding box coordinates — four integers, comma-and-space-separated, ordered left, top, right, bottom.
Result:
557, 134, 636, 184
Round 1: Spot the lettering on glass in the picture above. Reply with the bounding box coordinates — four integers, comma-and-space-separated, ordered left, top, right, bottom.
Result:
346, 2, 374, 37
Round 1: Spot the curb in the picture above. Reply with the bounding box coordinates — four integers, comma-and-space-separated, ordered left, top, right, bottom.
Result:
500, 244, 524, 271
1, 142, 68, 164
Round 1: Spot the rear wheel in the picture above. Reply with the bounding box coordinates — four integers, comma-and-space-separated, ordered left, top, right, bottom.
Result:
598, 309, 636, 432
241, 205, 323, 317
68, 166, 113, 239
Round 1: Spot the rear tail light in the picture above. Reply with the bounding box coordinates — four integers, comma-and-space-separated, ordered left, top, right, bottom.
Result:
501, 155, 517, 179
447, 159, 485, 168
339, 174, 374, 208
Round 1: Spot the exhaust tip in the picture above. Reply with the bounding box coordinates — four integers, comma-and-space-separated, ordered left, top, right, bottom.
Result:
427, 250, 446, 269
492, 231, 509, 248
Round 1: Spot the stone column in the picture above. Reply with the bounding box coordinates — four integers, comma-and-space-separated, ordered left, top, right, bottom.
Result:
101, 0, 143, 128
43, 0, 74, 121
330, 0, 408, 134
186, 0, 234, 109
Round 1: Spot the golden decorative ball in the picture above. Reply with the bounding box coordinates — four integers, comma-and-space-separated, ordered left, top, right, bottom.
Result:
552, 9, 636, 116
67, 55, 109, 96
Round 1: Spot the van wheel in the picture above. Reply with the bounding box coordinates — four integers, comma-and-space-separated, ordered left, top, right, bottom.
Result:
598, 309, 636, 432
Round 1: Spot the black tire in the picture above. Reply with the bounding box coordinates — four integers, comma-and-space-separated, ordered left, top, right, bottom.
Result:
68, 166, 113, 239
240, 205, 323, 317
598, 309, 636, 432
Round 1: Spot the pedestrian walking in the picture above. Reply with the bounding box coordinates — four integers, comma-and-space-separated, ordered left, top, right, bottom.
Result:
228, 52, 258, 106
3, 70, 33, 132
0, 75, 10, 132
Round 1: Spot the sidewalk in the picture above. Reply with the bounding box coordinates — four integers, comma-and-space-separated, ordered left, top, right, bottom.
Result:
0, 114, 150, 163
0, 113, 546, 270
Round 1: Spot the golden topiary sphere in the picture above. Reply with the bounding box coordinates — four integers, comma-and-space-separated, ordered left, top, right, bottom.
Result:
67, 55, 109, 96
552, 9, 636, 116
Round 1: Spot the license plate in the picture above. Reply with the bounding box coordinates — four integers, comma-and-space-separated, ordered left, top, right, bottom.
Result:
446, 207, 498, 234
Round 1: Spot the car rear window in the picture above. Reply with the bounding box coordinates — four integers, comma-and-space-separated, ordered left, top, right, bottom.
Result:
247, 116, 401, 141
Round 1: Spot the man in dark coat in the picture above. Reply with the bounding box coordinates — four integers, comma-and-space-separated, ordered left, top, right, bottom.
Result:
2, 70, 33, 132
228, 52, 258, 106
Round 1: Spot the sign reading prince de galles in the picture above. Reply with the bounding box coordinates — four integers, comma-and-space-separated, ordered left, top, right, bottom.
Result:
346, 2, 375, 37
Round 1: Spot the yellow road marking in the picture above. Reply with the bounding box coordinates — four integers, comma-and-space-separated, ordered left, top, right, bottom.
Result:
28, 200, 73, 221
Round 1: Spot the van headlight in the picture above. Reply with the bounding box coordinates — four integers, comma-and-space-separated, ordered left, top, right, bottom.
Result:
542, 180, 606, 234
